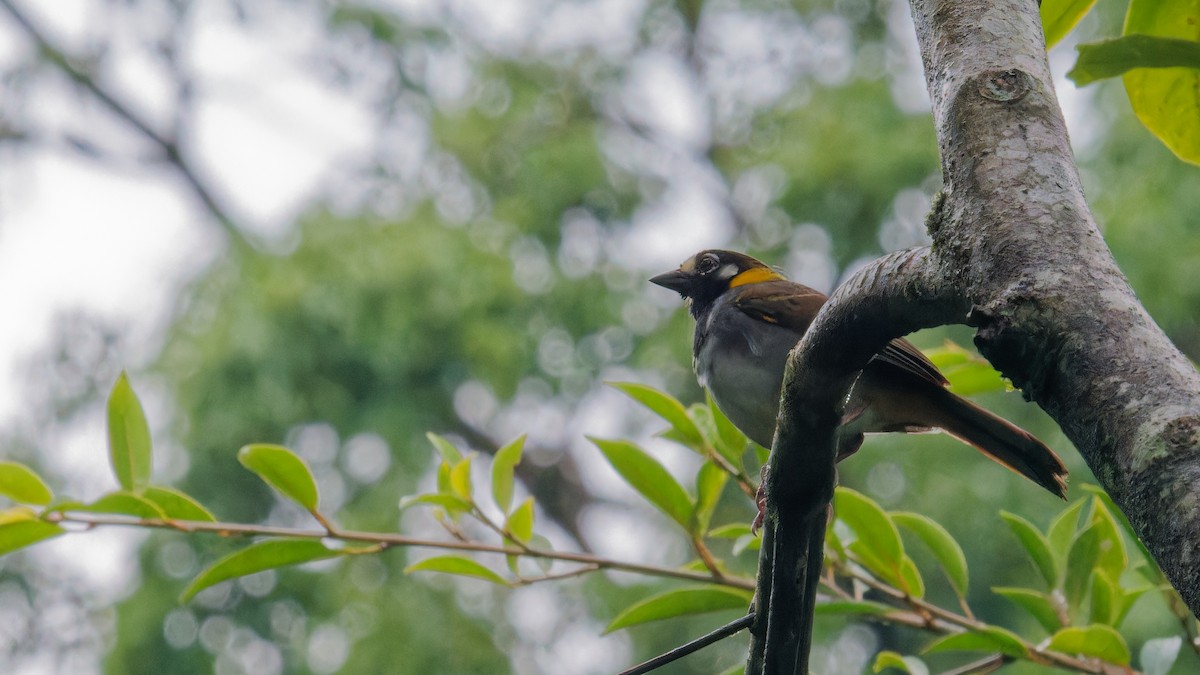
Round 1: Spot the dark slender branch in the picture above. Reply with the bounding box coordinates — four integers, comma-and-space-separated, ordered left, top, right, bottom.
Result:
0, 0, 248, 246
617, 612, 754, 675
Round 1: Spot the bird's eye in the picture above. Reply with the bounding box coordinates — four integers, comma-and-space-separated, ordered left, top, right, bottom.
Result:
696, 254, 719, 274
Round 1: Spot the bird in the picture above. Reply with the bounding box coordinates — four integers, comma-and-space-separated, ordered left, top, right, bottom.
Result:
650, 249, 1069, 498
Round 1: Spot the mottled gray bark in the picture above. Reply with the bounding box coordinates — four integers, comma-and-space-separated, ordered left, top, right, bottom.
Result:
750, 0, 1200, 670
908, 0, 1200, 612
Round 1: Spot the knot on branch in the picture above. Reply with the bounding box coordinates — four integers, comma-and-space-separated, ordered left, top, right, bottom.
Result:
976, 69, 1032, 103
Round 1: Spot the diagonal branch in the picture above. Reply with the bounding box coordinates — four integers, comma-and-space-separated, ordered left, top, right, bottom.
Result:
0, 0, 249, 247
747, 248, 966, 673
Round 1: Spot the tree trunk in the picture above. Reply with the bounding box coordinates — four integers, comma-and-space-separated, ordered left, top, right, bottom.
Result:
750, 0, 1200, 671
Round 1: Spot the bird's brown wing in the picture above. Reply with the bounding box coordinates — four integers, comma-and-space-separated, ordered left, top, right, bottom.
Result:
733, 280, 948, 387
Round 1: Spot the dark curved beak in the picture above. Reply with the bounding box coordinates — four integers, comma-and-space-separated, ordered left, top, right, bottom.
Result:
649, 269, 691, 295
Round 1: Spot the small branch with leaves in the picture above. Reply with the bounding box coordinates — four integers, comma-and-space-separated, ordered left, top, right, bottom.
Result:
0, 373, 1191, 674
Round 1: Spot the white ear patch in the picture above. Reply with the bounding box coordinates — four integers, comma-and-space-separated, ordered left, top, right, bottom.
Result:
717, 263, 739, 280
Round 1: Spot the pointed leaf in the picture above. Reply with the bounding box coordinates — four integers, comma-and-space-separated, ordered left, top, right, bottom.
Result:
1047, 624, 1130, 665
0, 517, 64, 556
81, 491, 168, 519
1047, 499, 1087, 560
1064, 522, 1103, 609
405, 555, 508, 586
873, 651, 929, 675
836, 487, 904, 581
181, 538, 342, 602
1070, 35, 1200, 86
506, 497, 534, 543
1123, 1, 1200, 164
691, 462, 727, 535
398, 493, 473, 514
893, 511, 968, 598
1001, 510, 1058, 587
1081, 484, 1154, 566
490, 435, 525, 513
449, 456, 473, 502
898, 555, 925, 599
591, 438, 693, 529
426, 432, 462, 464
610, 382, 704, 450
1040, 0, 1098, 49
604, 586, 752, 632
1090, 568, 1118, 626
436, 459, 453, 495
709, 523, 753, 539
993, 587, 1063, 634
1140, 636, 1182, 675
237, 444, 319, 512
925, 626, 1028, 659
106, 372, 152, 493
708, 392, 750, 464
1088, 498, 1128, 579
142, 486, 216, 522
0, 461, 54, 506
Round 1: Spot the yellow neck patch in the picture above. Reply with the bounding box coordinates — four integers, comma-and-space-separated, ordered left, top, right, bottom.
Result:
728, 267, 784, 288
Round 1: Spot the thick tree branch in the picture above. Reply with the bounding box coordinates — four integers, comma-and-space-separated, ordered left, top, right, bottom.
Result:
747, 249, 967, 673
908, 0, 1200, 613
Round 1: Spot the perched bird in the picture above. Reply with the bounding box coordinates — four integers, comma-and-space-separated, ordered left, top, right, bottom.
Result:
650, 249, 1068, 498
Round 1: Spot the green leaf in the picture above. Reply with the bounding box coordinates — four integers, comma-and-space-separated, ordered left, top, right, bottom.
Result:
81, 491, 168, 519
898, 555, 925, 599
1000, 511, 1058, 587
604, 586, 752, 632
405, 555, 509, 586
398, 493, 473, 513
238, 444, 320, 512
1047, 499, 1088, 562
0, 518, 64, 556
436, 460, 453, 495
591, 437, 693, 529
0, 461, 54, 505
181, 539, 342, 602
691, 462, 727, 535
1140, 636, 1182, 675
490, 435, 524, 513
449, 456, 473, 501
426, 432, 463, 464
1047, 624, 1130, 665
1064, 522, 1103, 609
142, 486, 216, 522
1081, 484, 1154, 567
1041, 0, 1098, 49
1089, 568, 1117, 626
872, 651, 929, 675
106, 372, 153, 493
1070, 35, 1200, 85
892, 511, 969, 598
993, 587, 1063, 634
708, 523, 753, 539
610, 382, 705, 450
814, 599, 897, 616
1123, 1, 1200, 164
708, 392, 750, 464
924, 626, 1028, 659
506, 497, 534, 543
924, 342, 1007, 396
1088, 498, 1129, 579
836, 487, 904, 582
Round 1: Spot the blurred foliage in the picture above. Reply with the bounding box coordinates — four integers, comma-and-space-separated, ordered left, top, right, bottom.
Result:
0, 0, 1197, 673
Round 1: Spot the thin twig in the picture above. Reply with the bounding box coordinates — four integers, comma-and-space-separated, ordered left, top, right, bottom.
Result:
0, 0, 249, 245
616, 613, 755, 675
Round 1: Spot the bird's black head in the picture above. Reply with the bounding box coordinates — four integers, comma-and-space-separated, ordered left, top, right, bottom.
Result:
650, 250, 784, 314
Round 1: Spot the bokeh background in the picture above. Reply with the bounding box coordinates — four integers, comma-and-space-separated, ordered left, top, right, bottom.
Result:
1, 0, 1197, 673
